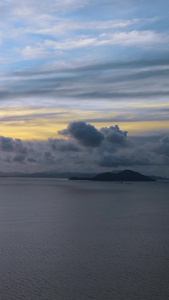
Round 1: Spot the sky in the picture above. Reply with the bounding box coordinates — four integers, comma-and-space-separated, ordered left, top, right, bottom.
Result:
0, 0, 169, 175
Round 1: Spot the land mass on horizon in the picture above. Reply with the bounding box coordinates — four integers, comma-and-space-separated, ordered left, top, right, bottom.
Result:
69, 170, 156, 181
0, 170, 167, 181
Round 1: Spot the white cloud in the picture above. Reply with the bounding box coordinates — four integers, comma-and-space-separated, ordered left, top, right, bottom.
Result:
20, 45, 47, 60
96, 30, 169, 47
43, 31, 168, 51
32, 19, 138, 36
44, 37, 97, 50
6, 0, 89, 17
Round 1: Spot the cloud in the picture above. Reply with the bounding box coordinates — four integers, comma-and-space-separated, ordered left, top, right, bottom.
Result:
44, 30, 168, 51
0, 1, 168, 177
0, 0, 169, 71
10, 55, 169, 77
100, 125, 128, 146
42, 151, 55, 162
13, 154, 26, 163
97, 153, 150, 168
49, 138, 80, 152
2, 54, 169, 107
0, 111, 66, 123
44, 37, 97, 50
33, 19, 137, 36
154, 135, 169, 156
27, 157, 37, 163
6, 0, 88, 20
0, 122, 168, 175
55, 123, 169, 173
0, 137, 28, 154
0, 137, 14, 151
59, 121, 104, 147
96, 146, 159, 168
20, 45, 47, 60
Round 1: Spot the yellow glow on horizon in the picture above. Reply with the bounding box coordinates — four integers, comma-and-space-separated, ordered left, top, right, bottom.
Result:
92, 121, 169, 135
102, 101, 169, 109
0, 119, 168, 140
0, 106, 168, 140
119, 102, 169, 108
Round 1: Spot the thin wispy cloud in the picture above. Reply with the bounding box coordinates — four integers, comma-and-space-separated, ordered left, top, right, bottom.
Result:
42, 30, 167, 52
0, 0, 168, 174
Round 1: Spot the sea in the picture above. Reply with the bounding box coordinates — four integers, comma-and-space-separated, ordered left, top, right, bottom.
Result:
0, 178, 169, 300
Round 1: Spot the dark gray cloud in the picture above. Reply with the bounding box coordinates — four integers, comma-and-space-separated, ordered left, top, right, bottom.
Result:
14, 139, 27, 154
0, 122, 168, 176
75, 90, 169, 99
0, 137, 28, 154
97, 154, 150, 168
10, 55, 169, 77
97, 148, 158, 168
154, 135, 169, 156
0, 137, 14, 151
59, 121, 104, 147
49, 138, 80, 152
42, 151, 55, 163
27, 157, 37, 163
100, 125, 128, 146
13, 154, 26, 163
3, 155, 11, 163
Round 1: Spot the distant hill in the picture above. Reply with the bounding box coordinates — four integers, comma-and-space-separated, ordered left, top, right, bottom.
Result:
0, 170, 162, 181
69, 170, 156, 181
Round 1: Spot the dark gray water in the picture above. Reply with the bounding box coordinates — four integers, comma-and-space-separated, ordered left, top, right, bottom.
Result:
0, 179, 169, 299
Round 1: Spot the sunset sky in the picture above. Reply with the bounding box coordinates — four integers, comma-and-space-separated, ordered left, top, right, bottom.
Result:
0, 0, 169, 175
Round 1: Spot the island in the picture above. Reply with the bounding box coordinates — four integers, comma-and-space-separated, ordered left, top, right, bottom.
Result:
69, 170, 156, 181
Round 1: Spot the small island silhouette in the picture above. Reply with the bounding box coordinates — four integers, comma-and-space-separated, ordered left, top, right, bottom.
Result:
69, 170, 156, 181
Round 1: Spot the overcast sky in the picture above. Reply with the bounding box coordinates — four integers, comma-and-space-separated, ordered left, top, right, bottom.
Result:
0, 0, 169, 175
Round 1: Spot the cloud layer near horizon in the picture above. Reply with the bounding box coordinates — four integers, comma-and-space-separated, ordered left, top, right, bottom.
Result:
0, 0, 168, 156
0, 121, 168, 176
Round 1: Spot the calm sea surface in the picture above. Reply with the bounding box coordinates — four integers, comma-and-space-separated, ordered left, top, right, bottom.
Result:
0, 178, 169, 299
